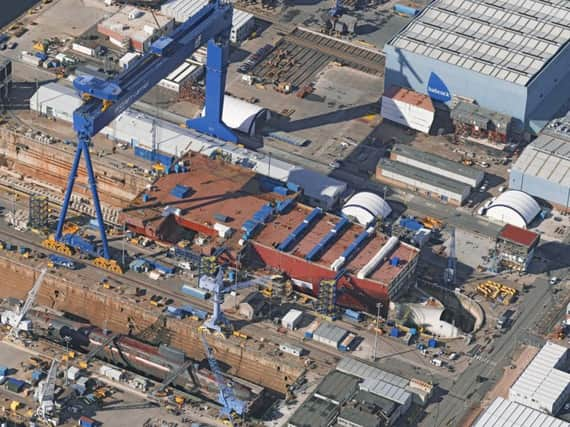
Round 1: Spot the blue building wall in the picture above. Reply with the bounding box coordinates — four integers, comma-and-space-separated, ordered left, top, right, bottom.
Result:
509, 168, 570, 208
384, 43, 570, 133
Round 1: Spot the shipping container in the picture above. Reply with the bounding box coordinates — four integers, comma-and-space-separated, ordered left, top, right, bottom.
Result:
78, 416, 97, 427
394, 3, 419, 17
5, 378, 25, 393
304, 320, 320, 339
344, 309, 363, 322
181, 284, 209, 300
339, 333, 356, 352
313, 322, 348, 348
0, 366, 8, 377
98, 365, 123, 382
214, 213, 231, 223
279, 343, 303, 357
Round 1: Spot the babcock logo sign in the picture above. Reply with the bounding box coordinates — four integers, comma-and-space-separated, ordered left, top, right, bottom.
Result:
427, 72, 451, 102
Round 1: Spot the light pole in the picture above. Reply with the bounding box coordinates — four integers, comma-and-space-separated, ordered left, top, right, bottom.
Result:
372, 302, 383, 361
63, 336, 71, 385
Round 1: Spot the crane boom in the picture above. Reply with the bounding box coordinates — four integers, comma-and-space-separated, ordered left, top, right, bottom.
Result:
200, 334, 245, 419
53, 0, 236, 264
10, 268, 47, 338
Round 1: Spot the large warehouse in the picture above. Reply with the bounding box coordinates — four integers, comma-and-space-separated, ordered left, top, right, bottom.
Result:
384, 0, 570, 134
510, 114, 570, 211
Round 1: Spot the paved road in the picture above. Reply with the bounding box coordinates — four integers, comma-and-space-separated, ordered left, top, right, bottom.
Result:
420, 265, 564, 426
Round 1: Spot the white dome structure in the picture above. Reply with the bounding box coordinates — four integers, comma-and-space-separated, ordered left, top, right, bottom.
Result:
486, 190, 540, 229
201, 95, 269, 136
342, 192, 392, 225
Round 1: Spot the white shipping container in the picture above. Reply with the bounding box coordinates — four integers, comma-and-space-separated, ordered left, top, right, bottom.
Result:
72, 43, 94, 57
279, 343, 303, 357
67, 366, 81, 381
99, 365, 123, 382
119, 52, 140, 69
21, 52, 42, 67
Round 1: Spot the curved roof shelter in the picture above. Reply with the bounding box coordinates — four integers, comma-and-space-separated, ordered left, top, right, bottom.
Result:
203, 95, 268, 135
486, 190, 540, 229
342, 192, 392, 225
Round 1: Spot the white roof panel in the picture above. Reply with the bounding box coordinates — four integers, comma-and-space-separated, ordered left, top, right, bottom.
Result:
474, 397, 569, 427
388, 0, 570, 86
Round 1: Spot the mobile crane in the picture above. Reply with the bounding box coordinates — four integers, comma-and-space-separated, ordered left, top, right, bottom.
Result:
43, 0, 237, 273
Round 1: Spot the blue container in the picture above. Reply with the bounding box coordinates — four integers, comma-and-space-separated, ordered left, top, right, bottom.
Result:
276, 198, 295, 214
32, 370, 44, 382
170, 185, 191, 199
48, 254, 76, 270
400, 218, 422, 231
286, 182, 301, 192
5, 378, 25, 393
228, 270, 236, 283
304, 331, 314, 339
428, 338, 438, 348
394, 3, 419, 16
181, 284, 209, 300
273, 186, 289, 196
344, 309, 363, 322
79, 416, 97, 427
390, 257, 400, 266
409, 328, 417, 336
390, 327, 400, 337
0, 366, 8, 376
142, 193, 150, 202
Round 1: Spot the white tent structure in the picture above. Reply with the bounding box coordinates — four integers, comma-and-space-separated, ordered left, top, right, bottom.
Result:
342, 192, 392, 225
201, 95, 269, 136
486, 190, 540, 229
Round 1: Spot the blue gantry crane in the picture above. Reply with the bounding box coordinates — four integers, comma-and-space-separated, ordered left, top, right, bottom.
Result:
201, 333, 246, 421
43, 0, 237, 273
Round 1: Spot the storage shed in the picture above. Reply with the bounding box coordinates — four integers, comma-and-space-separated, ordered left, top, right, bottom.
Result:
486, 190, 540, 229
313, 322, 348, 349
342, 192, 392, 225
281, 309, 303, 330
200, 95, 269, 136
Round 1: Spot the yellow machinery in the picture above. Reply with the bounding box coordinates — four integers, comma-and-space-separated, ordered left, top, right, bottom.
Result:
477, 281, 516, 305
152, 163, 166, 175
32, 40, 48, 53
421, 217, 443, 230
62, 222, 80, 234
42, 237, 73, 256
10, 401, 20, 412
93, 257, 123, 274
232, 331, 248, 340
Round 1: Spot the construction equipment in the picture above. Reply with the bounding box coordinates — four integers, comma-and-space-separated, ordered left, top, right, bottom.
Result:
36, 359, 59, 421
476, 281, 516, 304
199, 269, 270, 334
421, 216, 443, 230
443, 227, 456, 286
48, 0, 236, 274
9, 268, 47, 339
200, 334, 246, 422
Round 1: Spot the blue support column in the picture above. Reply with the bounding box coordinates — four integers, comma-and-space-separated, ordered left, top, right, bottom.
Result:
81, 138, 111, 260
54, 143, 84, 241
186, 39, 237, 142
54, 136, 111, 260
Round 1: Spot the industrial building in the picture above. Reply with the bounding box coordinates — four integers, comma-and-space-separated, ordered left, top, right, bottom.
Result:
341, 192, 392, 226
288, 358, 414, 427
381, 86, 435, 134
451, 101, 514, 147
29, 83, 342, 209
389, 144, 485, 188
97, 6, 174, 52
509, 341, 570, 415
161, 0, 256, 43
495, 224, 540, 272
474, 397, 569, 427
485, 190, 540, 229
121, 154, 419, 311
376, 158, 471, 206
384, 0, 570, 134
510, 113, 570, 211
157, 58, 203, 93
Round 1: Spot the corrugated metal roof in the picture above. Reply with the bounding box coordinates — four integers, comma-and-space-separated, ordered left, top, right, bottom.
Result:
314, 371, 360, 404
337, 358, 409, 388
510, 341, 570, 409
388, 0, 570, 86
391, 144, 483, 181
359, 378, 411, 405
474, 397, 570, 427
378, 158, 472, 195
314, 322, 347, 344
